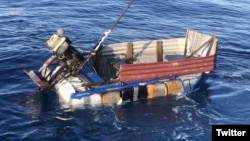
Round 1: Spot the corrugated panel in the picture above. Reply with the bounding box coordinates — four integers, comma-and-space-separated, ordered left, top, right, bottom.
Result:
119, 55, 215, 82
101, 38, 185, 56
162, 38, 186, 53
185, 29, 218, 57
186, 30, 211, 53
133, 53, 157, 63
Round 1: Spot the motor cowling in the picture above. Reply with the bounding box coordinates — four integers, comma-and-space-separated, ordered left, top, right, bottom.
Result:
47, 29, 71, 57
46, 29, 84, 75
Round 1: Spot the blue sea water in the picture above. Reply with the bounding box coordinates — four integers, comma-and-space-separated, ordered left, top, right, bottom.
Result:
0, 0, 250, 140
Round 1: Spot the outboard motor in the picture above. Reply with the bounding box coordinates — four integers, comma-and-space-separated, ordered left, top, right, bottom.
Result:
24, 29, 86, 91
46, 29, 85, 75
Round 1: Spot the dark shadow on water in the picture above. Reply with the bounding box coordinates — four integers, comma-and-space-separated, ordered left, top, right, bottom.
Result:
17, 90, 61, 120
186, 82, 211, 108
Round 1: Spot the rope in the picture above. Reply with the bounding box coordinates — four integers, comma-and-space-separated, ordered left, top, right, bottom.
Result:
94, 0, 135, 51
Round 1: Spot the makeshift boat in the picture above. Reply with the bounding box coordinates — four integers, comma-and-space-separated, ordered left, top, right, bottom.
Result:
24, 28, 218, 109
24, 0, 218, 109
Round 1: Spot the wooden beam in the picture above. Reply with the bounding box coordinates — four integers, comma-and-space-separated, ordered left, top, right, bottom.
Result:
187, 36, 214, 58
156, 41, 163, 62
184, 29, 189, 56
126, 42, 133, 64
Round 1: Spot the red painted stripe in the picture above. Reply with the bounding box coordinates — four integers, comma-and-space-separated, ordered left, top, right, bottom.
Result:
120, 65, 214, 82
119, 56, 215, 82
120, 55, 215, 71
121, 62, 214, 75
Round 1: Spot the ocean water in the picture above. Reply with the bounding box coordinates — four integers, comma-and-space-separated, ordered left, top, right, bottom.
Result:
0, 0, 250, 140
